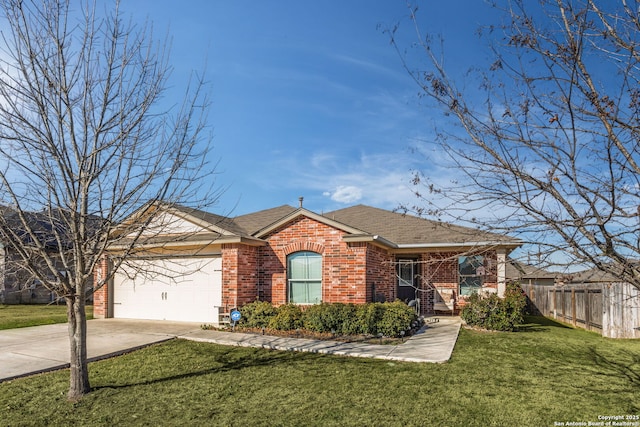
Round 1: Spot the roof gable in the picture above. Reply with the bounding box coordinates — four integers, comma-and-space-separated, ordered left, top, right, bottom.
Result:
115, 204, 237, 238
251, 207, 366, 239
171, 205, 247, 236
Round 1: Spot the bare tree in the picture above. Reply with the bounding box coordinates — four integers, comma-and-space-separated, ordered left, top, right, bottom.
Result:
390, 0, 640, 290
0, 0, 217, 399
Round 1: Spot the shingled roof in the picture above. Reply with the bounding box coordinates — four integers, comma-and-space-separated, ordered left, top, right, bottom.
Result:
172, 205, 249, 237
224, 203, 521, 249
131, 202, 522, 250
321, 204, 521, 247
506, 259, 558, 281
232, 205, 297, 235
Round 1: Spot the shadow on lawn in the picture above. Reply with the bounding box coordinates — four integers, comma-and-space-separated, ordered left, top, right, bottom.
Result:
91, 346, 333, 392
587, 347, 640, 413
516, 315, 574, 333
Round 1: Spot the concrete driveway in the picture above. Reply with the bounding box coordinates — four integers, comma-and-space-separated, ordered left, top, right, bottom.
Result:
1, 317, 461, 382
0, 319, 202, 382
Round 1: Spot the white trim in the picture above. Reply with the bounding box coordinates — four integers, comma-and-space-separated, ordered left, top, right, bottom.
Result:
342, 234, 522, 250
497, 248, 507, 297
396, 241, 522, 249
397, 258, 417, 287
255, 208, 366, 238
107, 235, 265, 251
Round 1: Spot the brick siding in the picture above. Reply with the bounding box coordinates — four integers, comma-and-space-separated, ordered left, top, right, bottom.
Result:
93, 213, 502, 319
257, 216, 384, 306
221, 243, 259, 312
422, 250, 498, 311
366, 244, 395, 302
92, 256, 110, 319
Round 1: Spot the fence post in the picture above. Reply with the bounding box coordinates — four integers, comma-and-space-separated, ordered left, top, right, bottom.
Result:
585, 288, 590, 330
602, 284, 609, 338
571, 288, 577, 327
530, 286, 535, 314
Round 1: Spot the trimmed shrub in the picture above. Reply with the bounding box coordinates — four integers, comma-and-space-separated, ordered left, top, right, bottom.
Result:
303, 303, 358, 335
268, 304, 304, 330
301, 303, 326, 332
354, 302, 384, 335
377, 300, 418, 337
461, 293, 501, 329
239, 300, 277, 328
504, 281, 528, 321
461, 283, 527, 331
232, 300, 421, 338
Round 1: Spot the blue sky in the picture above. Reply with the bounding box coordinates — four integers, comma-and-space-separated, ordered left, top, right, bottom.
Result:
123, 1, 497, 215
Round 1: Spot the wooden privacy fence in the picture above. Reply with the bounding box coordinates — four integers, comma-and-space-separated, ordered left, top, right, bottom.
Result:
521, 282, 640, 339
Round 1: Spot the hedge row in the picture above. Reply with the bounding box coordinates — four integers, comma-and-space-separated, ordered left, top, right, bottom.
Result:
460, 282, 527, 331
238, 300, 421, 338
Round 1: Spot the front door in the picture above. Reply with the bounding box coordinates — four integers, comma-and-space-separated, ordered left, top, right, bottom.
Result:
397, 259, 418, 302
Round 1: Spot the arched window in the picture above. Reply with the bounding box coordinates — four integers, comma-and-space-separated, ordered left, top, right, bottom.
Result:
287, 251, 322, 304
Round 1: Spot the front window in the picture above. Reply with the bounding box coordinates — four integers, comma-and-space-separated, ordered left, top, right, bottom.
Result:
459, 255, 485, 296
397, 259, 416, 287
287, 251, 322, 304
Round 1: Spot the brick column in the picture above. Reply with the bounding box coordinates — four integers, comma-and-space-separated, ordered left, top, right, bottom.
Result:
222, 244, 258, 312
92, 256, 111, 319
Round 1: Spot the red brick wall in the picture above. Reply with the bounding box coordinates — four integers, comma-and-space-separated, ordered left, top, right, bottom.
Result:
257, 245, 280, 303
416, 254, 435, 314
93, 213, 502, 319
222, 244, 258, 312
422, 250, 498, 311
92, 256, 110, 319
367, 244, 394, 302
424, 252, 458, 291
485, 252, 498, 289
258, 216, 372, 306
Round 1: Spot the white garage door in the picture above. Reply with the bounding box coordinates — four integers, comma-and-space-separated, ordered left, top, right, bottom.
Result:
113, 257, 222, 323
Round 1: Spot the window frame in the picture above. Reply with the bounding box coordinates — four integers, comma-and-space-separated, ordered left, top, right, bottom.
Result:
458, 255, 485, 296
397, 259, 417, 288
287, 251, 322, 305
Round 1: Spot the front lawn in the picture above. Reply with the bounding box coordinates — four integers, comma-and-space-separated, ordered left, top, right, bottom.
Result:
0, 304, 93, 330
1, 316, 638, 426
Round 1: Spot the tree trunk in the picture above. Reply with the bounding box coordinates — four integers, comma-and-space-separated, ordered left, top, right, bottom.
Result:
66, 296, 90, 401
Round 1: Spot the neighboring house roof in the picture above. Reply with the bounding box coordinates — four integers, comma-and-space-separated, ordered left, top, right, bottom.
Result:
118, 202, 522, 252
0, 207, 69, 249
506, 260, 638, 285
506, 259, 558, 282
564, 266, 628, 283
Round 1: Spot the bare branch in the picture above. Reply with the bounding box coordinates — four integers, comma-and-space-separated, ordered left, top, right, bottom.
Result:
0, 0, 218, 399
392, 0, 640, 291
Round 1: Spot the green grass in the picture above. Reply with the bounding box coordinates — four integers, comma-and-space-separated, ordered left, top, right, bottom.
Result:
0, 304, 93, 330
1, 316, 639, 426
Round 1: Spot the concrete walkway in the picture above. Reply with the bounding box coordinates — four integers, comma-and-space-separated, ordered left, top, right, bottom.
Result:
183, 317, 461, 363
0, 317, 461, 382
